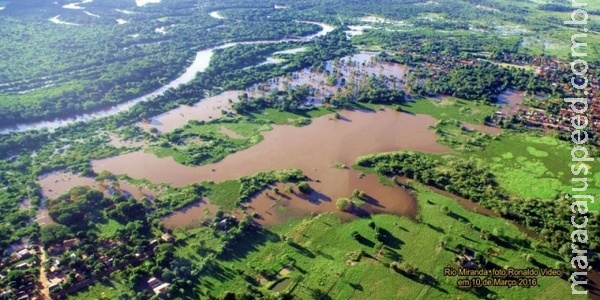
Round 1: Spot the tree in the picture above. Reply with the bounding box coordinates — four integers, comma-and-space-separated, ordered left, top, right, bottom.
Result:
336, 198, 353, 212
297, 182, 312, 194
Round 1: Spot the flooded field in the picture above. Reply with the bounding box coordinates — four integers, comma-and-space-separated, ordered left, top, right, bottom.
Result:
93, 109, 448, 226
462, 123, 502, 135
246, 51, 407, 106
139, 90, 240, 133
144, 51, 408, 135
240, 170, 417, 226
162, 199, 220, 229
37, 172, 156, 200
498, 88, 524, 115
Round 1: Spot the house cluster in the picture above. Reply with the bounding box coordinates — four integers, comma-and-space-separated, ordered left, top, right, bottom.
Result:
45, 234, 172, 298
515, 72, 598, 133
0, 241, 39, 300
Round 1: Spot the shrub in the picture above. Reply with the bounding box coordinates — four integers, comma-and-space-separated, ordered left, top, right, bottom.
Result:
297, 182, 312, 194
440, 205, 450, 215
368, 221, 376, 229
336, 198, 353, 212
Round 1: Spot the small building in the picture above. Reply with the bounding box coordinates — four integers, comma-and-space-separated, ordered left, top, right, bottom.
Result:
14, 262, 29, 270
63, 238, 79, 249
161, 233, 174, 243
153, 283, 171, 295
148, 277, 161, 288
16, 249, 34, 260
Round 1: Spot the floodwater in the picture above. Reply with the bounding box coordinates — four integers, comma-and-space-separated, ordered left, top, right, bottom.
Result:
93, 110, 448, 225
497, 88, 524, 115
270, 278, 292, 292
240, 170, 418, 226
37, 172, 156, 201
93, 110, 447, 186
162, 199, 220, 229
462, 123, 502, 135
142, 51, 407, 134
139, 90, 241, 133
36, 171, 157, 225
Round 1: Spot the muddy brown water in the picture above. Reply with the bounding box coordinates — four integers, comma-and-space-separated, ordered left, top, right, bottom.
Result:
37, 172, 156, 201
462, 123, 502, 135
498, 89, 524, 115
139, 91, 241, 133
92, 110, 448, 226
162, 199, 220, 229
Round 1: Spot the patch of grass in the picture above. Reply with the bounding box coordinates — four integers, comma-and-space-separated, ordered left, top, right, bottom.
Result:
401, 97, 497, 124
463, 133, 600, 210
205, 180, 242, 212
68, 277, 130, 300
149, 118, 271, 166
431, 119, 491, 151
250, 107, 332, 125
96, 219, 124, 239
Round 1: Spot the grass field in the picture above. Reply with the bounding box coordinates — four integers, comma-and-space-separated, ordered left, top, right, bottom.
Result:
179, 181, 573, 299
68, 277, 130, 300
249, 107, 333, 125
401, 98, 497, 125
456, 133, 600, 211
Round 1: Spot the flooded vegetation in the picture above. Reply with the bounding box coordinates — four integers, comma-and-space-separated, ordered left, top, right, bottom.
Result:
91, 109, 448, 227
139, 91, 240, 133
93, 110, 447, 186
162, 199, 220, 229
38, 172, 156, 201
498, 88, 524, 115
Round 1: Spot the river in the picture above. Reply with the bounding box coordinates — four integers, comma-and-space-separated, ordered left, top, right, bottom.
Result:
0, 21, 335, 134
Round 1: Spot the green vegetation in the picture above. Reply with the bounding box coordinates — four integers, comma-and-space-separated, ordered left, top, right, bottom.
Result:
2, 0, 600, 298
401, 97, 497, 124
151, 117, 272, 166
355, 142, 600, 267
465, 134, 600, 207
180, 183, 574, 299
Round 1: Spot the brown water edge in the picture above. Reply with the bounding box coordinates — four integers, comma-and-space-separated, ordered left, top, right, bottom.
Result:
237, 170, 418, 227
498, 88, 524, 115
92, 110, 449, 187
93, 110, 447, 228
462, 122, 502, 135
37, 172, 156, 201
162, 198, 220, 229
139, 90, 241, 133
36, 172, 157, 225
